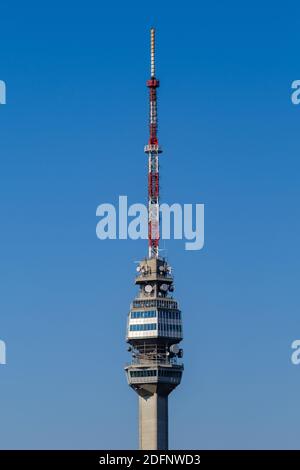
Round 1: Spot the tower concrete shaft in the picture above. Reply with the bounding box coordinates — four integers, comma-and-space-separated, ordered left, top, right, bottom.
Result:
139, 393, 168, 450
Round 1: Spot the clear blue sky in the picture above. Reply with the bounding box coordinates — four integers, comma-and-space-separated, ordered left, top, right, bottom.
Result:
1, 0, 300, 449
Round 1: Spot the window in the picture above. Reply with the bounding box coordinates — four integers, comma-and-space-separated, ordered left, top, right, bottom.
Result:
132, 299, 178, 310
158, 369, 182, 378
129, 323, 157, 332
130, 310, 157, 319
157, 309, 181, 320
130, 369, 157, 378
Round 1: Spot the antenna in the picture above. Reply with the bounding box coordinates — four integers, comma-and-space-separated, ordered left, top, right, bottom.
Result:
150, 27, 155, 78
144, 27, 162, 258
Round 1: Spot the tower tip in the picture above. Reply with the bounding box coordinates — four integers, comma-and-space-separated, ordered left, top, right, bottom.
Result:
150, 28, 155, 78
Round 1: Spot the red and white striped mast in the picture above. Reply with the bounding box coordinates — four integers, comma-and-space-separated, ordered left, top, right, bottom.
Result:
144, 27, 162, 259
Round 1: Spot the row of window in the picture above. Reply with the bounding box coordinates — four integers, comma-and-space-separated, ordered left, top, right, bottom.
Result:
129, 323, 182, 335
130, 370, 157, 377
158, 310, 181, 320
158, 324, 182, 333
159, 370, 182, 378
130, 369, 182, 378
130, 310, 181, 320
129, 323, 157, 331
130, 310, 156, 319
132, 299, 178, 309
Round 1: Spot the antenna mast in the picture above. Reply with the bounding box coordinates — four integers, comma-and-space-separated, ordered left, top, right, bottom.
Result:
144, 27, 162, 258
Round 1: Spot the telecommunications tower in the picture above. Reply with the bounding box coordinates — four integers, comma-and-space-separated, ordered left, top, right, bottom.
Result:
124, 28, 184, 450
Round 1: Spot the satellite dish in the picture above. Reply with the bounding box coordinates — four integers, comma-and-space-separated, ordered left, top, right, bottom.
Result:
160, 284, 168, 292
159, 266, 165, 271
136, 266, 141, 272
170, 344, 180, 355
145, 284, 153, 293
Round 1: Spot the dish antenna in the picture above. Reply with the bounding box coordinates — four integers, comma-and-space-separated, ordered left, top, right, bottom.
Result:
160, 284, 168, 292
170, 344, 180, 355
